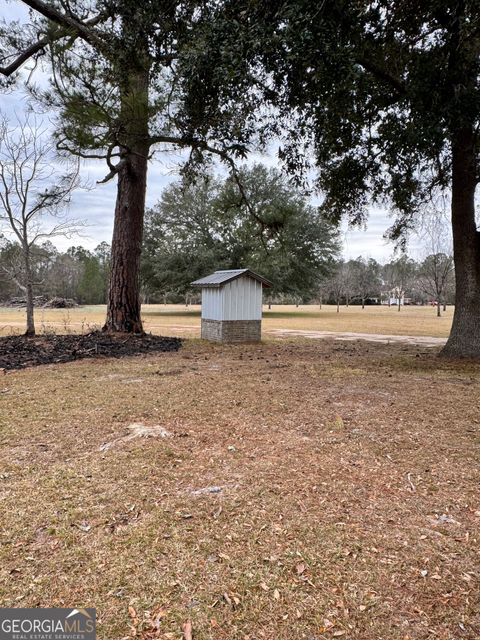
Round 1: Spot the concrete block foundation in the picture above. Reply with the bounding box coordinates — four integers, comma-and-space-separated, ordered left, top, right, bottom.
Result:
201, 319, 261, 343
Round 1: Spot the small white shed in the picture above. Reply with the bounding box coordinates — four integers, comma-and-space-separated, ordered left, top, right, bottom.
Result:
191, 269, 272, 342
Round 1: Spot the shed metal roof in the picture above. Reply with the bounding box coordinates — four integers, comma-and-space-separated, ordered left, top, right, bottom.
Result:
191, 269, 272, 288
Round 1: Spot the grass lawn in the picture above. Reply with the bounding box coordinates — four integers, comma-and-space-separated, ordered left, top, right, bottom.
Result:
0, 303, 453, 338
0, 337, 478, 639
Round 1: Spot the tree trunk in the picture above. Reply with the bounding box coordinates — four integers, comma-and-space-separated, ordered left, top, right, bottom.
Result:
437, 300, 441, 317
24, 249, 35, 336
336, 300, 340, 313
397, 297, 401, 311
103, 151, 147, 333
441, 127, 480, 357
103, 65, 149, 333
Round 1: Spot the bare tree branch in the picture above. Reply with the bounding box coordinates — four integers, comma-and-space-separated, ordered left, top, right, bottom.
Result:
0, 3, 112, 78
21, 0, 109, 52
0, 111, 83, 335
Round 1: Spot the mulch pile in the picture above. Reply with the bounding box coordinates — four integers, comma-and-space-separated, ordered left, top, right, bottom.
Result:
1, 296, 77, 308
0, 332, 182, 370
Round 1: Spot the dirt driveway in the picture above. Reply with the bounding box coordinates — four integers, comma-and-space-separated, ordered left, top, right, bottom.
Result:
267, 328, 447, 347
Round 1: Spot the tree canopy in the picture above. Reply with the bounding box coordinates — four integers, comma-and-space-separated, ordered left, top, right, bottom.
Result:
213, 0, 480, 356
141, 165, 340, 301
0, 0, 260, 332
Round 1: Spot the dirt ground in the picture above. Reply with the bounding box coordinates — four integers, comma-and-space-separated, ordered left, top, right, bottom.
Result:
0, 338, 478, 639
268, 329, 447, 347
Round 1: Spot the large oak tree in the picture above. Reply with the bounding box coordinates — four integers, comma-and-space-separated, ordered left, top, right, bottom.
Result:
227, 0, 480, 357
141, 164, 340, 300
0, 0, 257, 332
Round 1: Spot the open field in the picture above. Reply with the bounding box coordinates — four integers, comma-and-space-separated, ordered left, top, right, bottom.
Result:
0, 338, 478, 639
0, 303, 453, 339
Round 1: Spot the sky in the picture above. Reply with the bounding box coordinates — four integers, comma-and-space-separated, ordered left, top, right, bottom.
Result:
0, 0, 431, 263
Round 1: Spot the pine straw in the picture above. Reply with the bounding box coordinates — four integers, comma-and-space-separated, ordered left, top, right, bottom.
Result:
0, 339, 478, 639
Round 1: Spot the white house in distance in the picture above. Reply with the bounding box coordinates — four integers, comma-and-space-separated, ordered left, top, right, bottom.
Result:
191, 269, 272, 343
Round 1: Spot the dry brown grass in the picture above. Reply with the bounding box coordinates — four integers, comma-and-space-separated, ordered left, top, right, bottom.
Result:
0, 338, 478, 639
0, 303, 453, 339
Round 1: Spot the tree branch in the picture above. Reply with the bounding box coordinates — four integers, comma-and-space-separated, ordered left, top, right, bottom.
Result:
0, 37, 49, 76
19, 0, 109, 54
355, 55, 407, 96
0, 7, 111, 77
97, 158, 127, 183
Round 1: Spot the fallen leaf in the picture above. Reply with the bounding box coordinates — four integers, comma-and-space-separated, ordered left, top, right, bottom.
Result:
273, 589, 280, 601
182, 619, 193, 640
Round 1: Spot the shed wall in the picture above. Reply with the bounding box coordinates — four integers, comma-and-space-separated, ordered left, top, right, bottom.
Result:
201, 287, 224, 320
200, 275, 263, 321
222, 277, 262, 320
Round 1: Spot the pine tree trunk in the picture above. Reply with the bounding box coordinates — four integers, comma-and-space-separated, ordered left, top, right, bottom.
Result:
441, 127, 480, 357
103, 152, 147, 333
103, 63, 149, 333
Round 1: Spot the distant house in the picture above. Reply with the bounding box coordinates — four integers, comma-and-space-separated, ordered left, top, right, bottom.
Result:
381, 290, 412, 306
191, 269, 272, 343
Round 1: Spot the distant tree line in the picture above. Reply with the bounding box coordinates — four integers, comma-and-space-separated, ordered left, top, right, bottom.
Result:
320, 254, 455, 317
0, 239, 455, 315
1, 163, 454, 315
0, 240, 110, 306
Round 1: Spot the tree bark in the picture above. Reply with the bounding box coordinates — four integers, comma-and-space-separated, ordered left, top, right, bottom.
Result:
24, 249, 35, 336
441, 127, 480, 357
103, 152, 147, 332
103, 62, 149, 333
